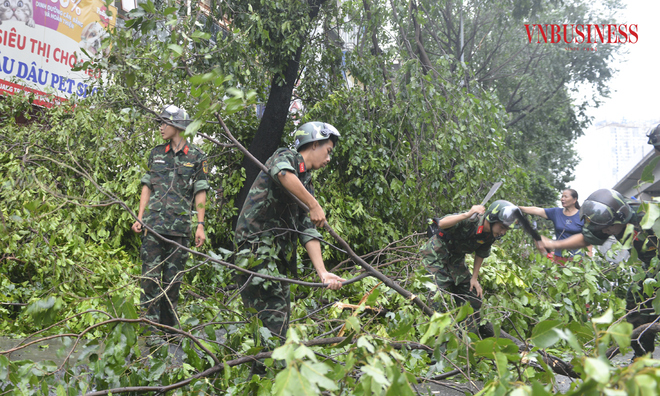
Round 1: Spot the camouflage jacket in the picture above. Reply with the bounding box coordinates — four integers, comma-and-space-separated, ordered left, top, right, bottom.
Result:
140, 142, 210, 237
235, 148, 322, 274
583, 203, 659, 266
433, 214, 495, 258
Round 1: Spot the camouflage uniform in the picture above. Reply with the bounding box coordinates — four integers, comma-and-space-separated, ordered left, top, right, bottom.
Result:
139, 142, 209, 328
420, 214, 495, 317
583, 202, 660, 357
234, 147, 322, 346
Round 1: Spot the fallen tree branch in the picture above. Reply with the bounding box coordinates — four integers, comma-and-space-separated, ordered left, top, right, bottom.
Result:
83, 335, 451, 396
606, 323, 660, 360
212, 112, 435, 317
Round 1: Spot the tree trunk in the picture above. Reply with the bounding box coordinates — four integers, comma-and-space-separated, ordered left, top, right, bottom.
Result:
233, 0, 327, 226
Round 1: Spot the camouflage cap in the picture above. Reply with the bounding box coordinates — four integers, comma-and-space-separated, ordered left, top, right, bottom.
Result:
647, 124, 660, 148
579, 188, 632, 229
159, 104, 192, 130
485, 200, 520, 227
293, 122, 340, 150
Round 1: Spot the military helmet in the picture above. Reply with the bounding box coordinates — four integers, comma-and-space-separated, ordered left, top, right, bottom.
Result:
579, 188, 632, 229
159, 104, 192, 130
293, 122, 340, 150
647, 124, 660, 149
485, 200, 520, 227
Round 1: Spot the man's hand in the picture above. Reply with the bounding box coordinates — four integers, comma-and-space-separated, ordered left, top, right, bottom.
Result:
535, 240, 548, 255
541, 236, 555, 252
131, 220, 143, 233
319, 271, 345, 290
195, 225, 206, 247
469, 278, 483, 298
467, 205, 486, 217
309, 203, 327, 228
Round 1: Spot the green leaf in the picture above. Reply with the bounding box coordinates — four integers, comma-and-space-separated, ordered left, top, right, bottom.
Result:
653, 293, 660, 315
584, 357, 610, 383
293, 345, 316, 361
345, 316, 360, 332
643, 278, 657, 298
334, 331, 355, 349
361, 364, 390, 387
365, 289, 380, 306
554, 328, 583, 354
24, 296, 62, 327
641, 156, 660, 184
634, 374, 658, 394
138, 0, 156, 13
591, 308, 614, 325
641, 202, 660, 229
420, 312, 451, 344
474, 338, 498, 357
168, 44, 183, 57
0, 355, 8, 381
357, 336, 375, 353
607, 322, 632, 349
455, 303, 473, 323
300, 362, 338, 391
273, 367, 313, 396
184, 119, 203, 138
530, 320, 562, 349
272, 343, 295, 363
494, 351, 508, 378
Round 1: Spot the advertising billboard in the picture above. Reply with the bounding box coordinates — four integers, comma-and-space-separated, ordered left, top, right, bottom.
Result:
0, 0, 116, 106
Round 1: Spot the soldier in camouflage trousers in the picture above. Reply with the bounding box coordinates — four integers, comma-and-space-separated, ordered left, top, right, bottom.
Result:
234, 122, 345, 371
421, 200, 520, 334
542, 188, 660, 359
131, 105, 210, 332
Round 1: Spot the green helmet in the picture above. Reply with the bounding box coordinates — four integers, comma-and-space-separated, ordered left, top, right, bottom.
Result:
485, 200, 520, 227
159, 104, 192, 130
579, 189, 632, 229
647, 124, 660, 150
293, 122, 340, 150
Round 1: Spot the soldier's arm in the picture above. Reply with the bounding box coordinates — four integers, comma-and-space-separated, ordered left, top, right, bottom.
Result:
305, 239, 344, 290
469, 255, 484, 298
132, 185, 151, 233
437, 205, 485, 229
194, 190, 207, 247
519, 206, 548, 219
542, 233, 588, 251
278, 170, 325, 227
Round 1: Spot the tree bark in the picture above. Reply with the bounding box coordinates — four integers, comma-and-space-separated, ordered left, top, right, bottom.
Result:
233, 0, 327, 224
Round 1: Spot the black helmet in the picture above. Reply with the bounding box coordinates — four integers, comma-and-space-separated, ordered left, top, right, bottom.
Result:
647, 124, 660, 149
159, 105, 192, 130
293, 122, 340, 150
485, 200, 520, 227
579, 189, 632, 229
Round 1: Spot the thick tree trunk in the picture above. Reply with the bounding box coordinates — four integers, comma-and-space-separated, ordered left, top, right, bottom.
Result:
233, 0, 327, 226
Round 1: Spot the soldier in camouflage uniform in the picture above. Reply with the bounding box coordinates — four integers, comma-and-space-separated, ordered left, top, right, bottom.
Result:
542, 188, 660, 359
421, 200, 520, 333
234, 121, 345, 372
647, 124, 660, 154
131, 105, 210, 334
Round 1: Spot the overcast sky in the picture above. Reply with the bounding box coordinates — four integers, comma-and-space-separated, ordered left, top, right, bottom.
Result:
583, 0, 660, 122
570, 0, 660, 198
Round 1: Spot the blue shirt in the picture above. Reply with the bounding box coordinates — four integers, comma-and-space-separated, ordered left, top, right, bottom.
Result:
544, 207, 584, 257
